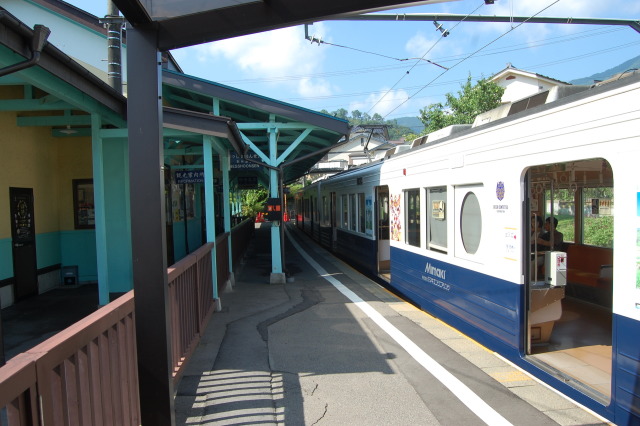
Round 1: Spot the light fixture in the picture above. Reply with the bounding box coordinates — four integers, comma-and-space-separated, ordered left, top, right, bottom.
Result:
433, 21, 449, 37
59, 125, 77, 135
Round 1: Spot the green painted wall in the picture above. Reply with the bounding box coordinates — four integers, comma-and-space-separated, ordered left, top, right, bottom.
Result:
103, 138, 132, 292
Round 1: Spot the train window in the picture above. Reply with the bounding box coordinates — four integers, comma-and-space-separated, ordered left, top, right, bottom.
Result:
544, 187, 575, 244
460, 192, 481, 254
341, 195, 348, 228
350, 194, 357, 231
405, 189, 420, 247
427, 187, 447, 252
582, 186, 614, 248
358, 193, 366, 233
322, 196, 329, 226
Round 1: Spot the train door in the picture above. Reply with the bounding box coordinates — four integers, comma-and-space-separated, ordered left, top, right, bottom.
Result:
330, 192, 337, 251
524, 159, 613, 403
376, 186, 390, 281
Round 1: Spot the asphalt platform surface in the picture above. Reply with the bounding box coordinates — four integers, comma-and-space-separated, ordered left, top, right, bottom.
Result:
174, 223, 609, 426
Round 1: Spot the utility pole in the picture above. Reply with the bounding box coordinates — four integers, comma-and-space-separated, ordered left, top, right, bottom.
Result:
104, 1, 123, 93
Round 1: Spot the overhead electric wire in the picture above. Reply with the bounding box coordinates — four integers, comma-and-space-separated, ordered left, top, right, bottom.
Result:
382, 0, 561, 120
366, 1, 487, 115
216, 26, 623, 85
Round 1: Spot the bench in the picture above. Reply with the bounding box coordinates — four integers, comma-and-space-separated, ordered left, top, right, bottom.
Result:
566, 244, 612, 306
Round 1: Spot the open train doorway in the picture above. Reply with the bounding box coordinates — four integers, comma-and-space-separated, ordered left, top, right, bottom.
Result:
525, 158, 613, 403
376, 186, 390, 282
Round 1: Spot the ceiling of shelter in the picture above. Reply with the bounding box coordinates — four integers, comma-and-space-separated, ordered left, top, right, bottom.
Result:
112, 0, 442, 51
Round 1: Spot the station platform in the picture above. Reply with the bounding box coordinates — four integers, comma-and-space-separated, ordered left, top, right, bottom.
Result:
174, 223, 609, 425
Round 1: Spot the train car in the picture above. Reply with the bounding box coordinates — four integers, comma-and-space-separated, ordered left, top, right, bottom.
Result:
296, 73, 640, 424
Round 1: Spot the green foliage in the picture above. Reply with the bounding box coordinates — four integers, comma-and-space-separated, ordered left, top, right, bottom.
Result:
320, 110, 415, 141
419, 75, 504, 133
583, 216, 614, 248
240, 188, 269, 218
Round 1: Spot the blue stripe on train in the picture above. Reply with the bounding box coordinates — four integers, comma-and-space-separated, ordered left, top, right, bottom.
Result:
389, 246, 521, 353
389, 246, 640, 424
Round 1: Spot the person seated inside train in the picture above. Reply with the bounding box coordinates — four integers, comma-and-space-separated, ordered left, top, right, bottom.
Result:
530, 215, 544, 252
537, 217, 564, 252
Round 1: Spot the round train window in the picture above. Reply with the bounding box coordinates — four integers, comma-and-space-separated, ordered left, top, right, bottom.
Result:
460, 192, 481, 254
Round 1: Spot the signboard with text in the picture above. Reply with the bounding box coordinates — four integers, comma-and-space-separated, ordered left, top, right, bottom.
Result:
231, 152, 261, 169
175, 170, 204, 184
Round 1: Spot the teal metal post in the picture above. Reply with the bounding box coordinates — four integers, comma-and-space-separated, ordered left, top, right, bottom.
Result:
268, 126, 284, 283
91, 114, 109, 306
218, 148, 235, 286
203, 135, 219, 306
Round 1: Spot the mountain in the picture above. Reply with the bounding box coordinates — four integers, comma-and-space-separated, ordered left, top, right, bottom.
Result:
570, 55, 640, 85
393, 116, 425, 133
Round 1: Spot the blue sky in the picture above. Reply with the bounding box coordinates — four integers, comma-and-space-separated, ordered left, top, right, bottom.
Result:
65, 0, 639, 122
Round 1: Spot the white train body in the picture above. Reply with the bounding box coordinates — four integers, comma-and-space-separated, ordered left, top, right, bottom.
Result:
296, 74, 640, 423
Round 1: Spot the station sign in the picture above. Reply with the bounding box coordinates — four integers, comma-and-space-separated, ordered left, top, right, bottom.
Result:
175, 170, 204, 184
231, 152, 261, 169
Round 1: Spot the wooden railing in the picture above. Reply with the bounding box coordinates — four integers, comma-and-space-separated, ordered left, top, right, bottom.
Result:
167, 241, 215, 385
0, 292, 139, 425
0, 223, 255, 424
231, 218, 255, 267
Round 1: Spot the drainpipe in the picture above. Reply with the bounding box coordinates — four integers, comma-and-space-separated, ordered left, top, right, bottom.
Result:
0, 24, 50, 77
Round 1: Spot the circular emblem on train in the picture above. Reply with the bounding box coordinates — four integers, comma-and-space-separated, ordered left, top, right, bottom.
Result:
496, 181, 505, 201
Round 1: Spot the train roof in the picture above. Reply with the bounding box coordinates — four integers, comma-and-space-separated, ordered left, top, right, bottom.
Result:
392, 71, 640, 159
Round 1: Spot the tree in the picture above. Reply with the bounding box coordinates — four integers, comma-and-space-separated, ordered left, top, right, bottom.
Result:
240, 188, 268, 218
419, 75, 504, 133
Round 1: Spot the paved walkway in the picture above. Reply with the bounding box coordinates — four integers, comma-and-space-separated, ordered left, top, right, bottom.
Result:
175, 223, 609, 425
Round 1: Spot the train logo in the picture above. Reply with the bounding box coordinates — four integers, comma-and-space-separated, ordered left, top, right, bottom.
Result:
496, 181, 505, 201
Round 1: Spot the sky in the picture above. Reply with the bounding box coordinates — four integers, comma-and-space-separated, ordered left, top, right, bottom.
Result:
64, 0, 640, 126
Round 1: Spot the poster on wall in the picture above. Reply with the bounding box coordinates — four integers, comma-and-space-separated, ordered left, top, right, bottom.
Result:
365, 196, 373, 235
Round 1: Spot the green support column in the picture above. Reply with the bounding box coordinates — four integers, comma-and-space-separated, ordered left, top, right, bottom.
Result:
203, 135, 220, 310
91, 114, 109, 306
218, 148, 235, 287
102, 131, 133, 300
268, 126, 285, 284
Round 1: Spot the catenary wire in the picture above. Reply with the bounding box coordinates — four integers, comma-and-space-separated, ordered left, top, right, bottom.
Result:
366, 1, 487, 115
381, 0, 561, 120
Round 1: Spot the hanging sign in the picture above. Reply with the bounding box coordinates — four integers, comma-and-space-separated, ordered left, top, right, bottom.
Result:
175, 170, 204, 184
231, 152, 261, 169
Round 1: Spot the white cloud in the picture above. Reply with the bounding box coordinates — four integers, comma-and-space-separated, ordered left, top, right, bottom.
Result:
297, 78, 333, 98
187, 22, 335, 99
349, 88, 418, 118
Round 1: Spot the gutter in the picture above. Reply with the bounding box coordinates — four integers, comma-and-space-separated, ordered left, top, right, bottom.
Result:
0, 23, 50, 77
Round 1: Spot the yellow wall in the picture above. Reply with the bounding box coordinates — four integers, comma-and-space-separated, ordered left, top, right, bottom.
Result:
0, 110, 92, 238
56, 138, 93, 231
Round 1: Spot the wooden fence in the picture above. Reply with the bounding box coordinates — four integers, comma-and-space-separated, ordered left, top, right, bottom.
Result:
0, 221, 256, 425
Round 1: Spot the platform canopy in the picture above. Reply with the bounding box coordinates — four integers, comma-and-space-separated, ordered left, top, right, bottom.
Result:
111, 0, 442, 51
162, 70, 349, 184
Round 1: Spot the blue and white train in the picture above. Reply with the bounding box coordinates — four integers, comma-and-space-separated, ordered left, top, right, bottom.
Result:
294, 73, 640, 424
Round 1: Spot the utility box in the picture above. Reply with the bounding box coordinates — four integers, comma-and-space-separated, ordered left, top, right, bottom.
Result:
61, 265, 78, 286
545, 252, 567, 287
